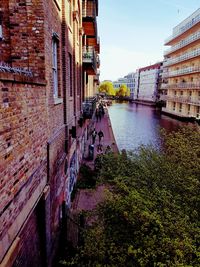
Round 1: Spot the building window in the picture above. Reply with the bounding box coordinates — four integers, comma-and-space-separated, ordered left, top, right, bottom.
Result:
188, 104, 190, 115
0, 13, 3, 40
189, 91, 192, 97
173, 102, 176, 111
179, 103, 182, 113
77, 62, 80, 96
197, 106, 200, 118
52, 35, 59, 98
180, 91, 183, 96
174, 91, 177, 96
69, 53, 73, 97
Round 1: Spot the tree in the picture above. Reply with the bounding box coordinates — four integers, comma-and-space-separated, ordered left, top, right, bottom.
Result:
116, 84, 130, 97
98, 81, 115, 96
58, 126, 200, 267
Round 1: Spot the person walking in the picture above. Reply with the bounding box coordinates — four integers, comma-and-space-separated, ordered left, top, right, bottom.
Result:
91, 128, 97, 144
95, 108, 99, 122
98, 129, 104, 144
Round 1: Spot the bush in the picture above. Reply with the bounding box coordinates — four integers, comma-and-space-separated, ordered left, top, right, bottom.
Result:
77, 164, 97, 189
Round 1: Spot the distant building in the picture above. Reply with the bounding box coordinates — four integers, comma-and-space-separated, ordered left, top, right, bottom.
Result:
162, 8, 200, 120
137, 63, 163, 103
113, 72, 136, 98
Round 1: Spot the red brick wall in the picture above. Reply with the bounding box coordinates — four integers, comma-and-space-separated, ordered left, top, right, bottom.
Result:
0, 0, 89, 265
12, 197, 46, 267
0, 1, 11, 63
0, 74, 48, 262
0, 1, 45, 78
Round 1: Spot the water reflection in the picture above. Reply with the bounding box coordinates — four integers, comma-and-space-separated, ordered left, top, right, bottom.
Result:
108, 102, 188, 151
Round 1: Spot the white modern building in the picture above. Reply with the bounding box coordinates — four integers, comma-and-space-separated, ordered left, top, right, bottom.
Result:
137, 63, 163, 103
162, 8, 200, 120
113, 72, 136, 99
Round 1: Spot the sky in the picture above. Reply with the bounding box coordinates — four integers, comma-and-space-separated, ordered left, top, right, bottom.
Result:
98, 0, 200, 82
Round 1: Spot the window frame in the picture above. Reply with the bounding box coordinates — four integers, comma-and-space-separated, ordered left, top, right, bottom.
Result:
0, 13, 3, 40
52, 34, 59, 99
69, 53, 73, 97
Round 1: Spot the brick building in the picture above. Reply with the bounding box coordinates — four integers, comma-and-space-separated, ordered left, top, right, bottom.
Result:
162, 8, 200, 120
0, 0, 100, 266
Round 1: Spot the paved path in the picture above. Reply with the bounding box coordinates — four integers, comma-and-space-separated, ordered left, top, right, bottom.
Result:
72, 108, 118, 212
82, 108, 118, 169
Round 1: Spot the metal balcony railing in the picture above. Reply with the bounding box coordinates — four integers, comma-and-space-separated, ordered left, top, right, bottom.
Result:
83, 46, 97, 71
161, 82, 200, 90
164, 31, 200, 55
164, 47, 200, 67
162, 66, 200, 78
165, 8, 200, 44
161, 95, 200, 105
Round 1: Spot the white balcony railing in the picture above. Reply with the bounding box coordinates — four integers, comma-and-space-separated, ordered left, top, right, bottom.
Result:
161, 95, 200, 105
165, 8, 200, 44
162, 66, 200, 78
164, 31, 200, 55
161, 82, 200, 90
164, 47, 200, 67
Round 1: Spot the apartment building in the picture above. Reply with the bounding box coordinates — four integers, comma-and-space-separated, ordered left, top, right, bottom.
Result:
0, 0, 99, 266
136, 63, 162, 103
113, 72, 136, 99
162, 8, 200, 120
82, 0, 100, 117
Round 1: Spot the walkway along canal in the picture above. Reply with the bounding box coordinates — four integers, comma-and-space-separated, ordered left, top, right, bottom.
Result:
108, 101, 190, 151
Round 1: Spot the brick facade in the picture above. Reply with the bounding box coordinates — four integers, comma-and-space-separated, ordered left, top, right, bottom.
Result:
0, 0, 100, 266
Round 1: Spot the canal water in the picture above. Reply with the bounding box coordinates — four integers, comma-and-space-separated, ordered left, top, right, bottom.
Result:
108, 102, 188, 151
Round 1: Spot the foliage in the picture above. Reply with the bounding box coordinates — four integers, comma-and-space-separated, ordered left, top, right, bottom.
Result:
60, 126, 200, 267
76, 164, 97, 189
98, 81, 115, 96
116, 84, 130, 97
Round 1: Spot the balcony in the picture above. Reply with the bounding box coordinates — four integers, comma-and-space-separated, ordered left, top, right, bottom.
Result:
82, 1, 98, 38
164, 48, 200, 67
96, 54, 100, 68
161, 82, 200, 90
164, 31, 200, 56
82, 3, 97, 19
162, 107, 193, 118
83, 46, 97, 75
162, 66, 200, 78
161, 95, 200, 105
165, 8, 200, 45
94, 70, 100, 85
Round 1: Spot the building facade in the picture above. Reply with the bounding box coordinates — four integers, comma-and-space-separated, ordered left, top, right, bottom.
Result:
162, 8, 200, 120
0, 0, 99, 266
136, 63, 162, 103
113, 72, 135, 99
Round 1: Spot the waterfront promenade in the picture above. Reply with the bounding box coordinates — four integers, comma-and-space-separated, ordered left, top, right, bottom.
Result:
83, 107, 119, 169
72, 108, 118, 212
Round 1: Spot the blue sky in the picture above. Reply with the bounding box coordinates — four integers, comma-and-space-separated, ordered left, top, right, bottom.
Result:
98, 0, 200, 81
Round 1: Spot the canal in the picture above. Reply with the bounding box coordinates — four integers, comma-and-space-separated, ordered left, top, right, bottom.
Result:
108, 102, 188, 151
